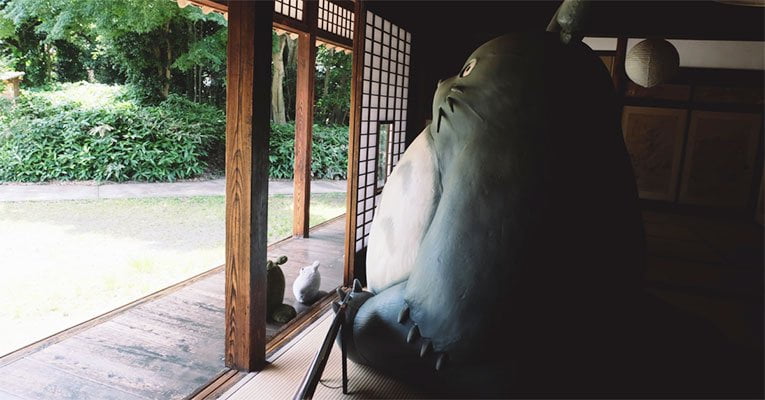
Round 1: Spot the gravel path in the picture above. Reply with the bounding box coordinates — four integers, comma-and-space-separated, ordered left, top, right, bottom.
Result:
0, 179, 347, 202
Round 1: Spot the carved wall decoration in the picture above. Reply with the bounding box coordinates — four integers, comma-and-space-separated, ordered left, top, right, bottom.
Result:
678, 111, 762, 207
622, 106, 688, 201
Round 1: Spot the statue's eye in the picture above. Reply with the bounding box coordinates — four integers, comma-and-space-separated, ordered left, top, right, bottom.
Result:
460, 59, 477, 77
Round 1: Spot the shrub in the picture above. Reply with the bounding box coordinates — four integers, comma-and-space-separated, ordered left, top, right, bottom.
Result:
0, 83, 225, 182
269, 122, 348, 180
0, 83, 349, 183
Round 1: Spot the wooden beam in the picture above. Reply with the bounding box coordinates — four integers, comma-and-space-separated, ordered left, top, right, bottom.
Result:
224, 0, 273, 372
343, 0, 366, 286
293, 2, 318, 238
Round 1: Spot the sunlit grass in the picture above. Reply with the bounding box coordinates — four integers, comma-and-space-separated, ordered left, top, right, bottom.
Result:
33, 82, 127, 109
0, 192, 346, 356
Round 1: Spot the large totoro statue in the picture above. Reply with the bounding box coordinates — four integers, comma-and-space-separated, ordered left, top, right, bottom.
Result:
336, 23, 756, 396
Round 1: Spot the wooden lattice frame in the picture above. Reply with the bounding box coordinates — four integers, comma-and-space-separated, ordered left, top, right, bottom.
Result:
353, 10, 411, 252
275, 0, 304, 21
318, 0, 354, 40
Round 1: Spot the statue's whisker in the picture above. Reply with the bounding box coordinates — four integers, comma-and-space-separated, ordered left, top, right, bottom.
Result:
436, 106, 447, 132
449, 95, 485, 122
446, 97, 455, 113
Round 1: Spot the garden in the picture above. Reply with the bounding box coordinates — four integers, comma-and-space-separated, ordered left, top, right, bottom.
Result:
0, 0, 353, 355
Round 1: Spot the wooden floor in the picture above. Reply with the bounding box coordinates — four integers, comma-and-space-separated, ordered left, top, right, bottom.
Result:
642, 209, 763, 351
224, 209, 764, 399
0, 217, 346, 400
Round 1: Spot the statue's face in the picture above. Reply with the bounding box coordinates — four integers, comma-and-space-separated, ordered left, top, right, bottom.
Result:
429, 35, 532, 168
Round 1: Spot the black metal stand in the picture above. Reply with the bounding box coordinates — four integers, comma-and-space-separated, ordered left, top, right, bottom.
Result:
293, 287, 353, 400
340, 321, 349, 394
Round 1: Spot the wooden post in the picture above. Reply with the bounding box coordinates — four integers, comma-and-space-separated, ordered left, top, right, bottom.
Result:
343, 0, 365, 286
224, 0, 273, 372
293, 5, 318, 238
613, 37, 628, 95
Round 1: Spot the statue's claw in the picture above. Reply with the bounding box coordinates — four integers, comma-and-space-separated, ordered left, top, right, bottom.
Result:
420, 341, 432, 358
407, 325, 421, 344
397, 305, 410, 324
435, 353, 449, 371
352, 279, 363, 292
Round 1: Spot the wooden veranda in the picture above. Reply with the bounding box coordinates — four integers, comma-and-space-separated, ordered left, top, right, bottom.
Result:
0, 217, 345, 400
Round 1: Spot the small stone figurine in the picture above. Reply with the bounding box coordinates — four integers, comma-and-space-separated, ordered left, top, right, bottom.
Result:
267, 256, 297, 323
293, 261, 321, 304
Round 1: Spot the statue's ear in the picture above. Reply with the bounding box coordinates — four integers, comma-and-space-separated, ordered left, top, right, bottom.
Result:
311, 261, 321, 271
546, 0, 590, 45
267, 260, 274, 270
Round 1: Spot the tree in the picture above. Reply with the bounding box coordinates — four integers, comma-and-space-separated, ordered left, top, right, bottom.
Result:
271, 32, 287, 124
0, 0, 227, 103
314, 45, 351, 125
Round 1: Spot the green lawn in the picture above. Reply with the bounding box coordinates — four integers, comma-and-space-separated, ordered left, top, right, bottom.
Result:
0, 193, 345, 356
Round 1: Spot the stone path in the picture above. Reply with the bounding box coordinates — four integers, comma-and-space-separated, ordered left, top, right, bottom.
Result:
0, 179, 347, 202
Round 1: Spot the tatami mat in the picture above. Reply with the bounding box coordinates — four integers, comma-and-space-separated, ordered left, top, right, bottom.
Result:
221, 312, 422, 399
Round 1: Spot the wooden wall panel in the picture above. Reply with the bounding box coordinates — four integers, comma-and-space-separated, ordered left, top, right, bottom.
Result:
678, 111, 762, 207
224, 0, 273, 372
692, 86, 764, 105
625, 82, 692, 102
622, 106, 688, 201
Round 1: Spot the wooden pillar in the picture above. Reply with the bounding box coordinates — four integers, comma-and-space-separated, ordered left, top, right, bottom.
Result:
343, 0, 366, 286
224, 0, 274, 372
613, 37, 628, 95
293, 16, 317, 238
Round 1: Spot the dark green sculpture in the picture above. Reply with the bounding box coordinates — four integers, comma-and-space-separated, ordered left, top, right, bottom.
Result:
267, 256, 297, 324
336, 8, 758, 396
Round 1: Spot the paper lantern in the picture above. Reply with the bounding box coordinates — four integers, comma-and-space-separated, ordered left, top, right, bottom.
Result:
625, 39, 680, 88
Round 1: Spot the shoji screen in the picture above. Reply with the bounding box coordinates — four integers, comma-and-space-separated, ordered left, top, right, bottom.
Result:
274, 0, 304, 21
354, 11, 411, 252
318, 0, 354, 41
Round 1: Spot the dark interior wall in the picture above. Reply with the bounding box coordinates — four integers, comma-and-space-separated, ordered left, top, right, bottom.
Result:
365, 0, 765, 144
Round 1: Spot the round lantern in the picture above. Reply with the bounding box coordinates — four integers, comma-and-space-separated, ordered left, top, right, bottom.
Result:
625, 38, 680, 88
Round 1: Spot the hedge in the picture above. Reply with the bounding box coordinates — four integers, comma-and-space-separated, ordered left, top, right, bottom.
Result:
0, 84, 225, 182
0, 83, 349, 182
269, 122, 348, 180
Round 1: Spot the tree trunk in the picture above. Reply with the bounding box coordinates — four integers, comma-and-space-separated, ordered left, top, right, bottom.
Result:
161, 23, 172, 99
271, 34, 287, 124
323, 58, 331, 98
286, 35, 297, 66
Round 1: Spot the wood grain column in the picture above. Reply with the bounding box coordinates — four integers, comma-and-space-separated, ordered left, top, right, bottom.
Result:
343, 0, 365, 286
224, 0, 273, 372
293, 26, 317, 238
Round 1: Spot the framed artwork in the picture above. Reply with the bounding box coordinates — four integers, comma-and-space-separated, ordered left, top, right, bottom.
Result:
375, 121, 393, 192
622, 106, 688, 201
678, 111, 762, 207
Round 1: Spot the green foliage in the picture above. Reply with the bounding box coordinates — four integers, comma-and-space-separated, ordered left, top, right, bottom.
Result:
269, 122, 349, 180
0, 0, 227, 103
314, 46, 352, 125
0, 83, 225, 182
172, 29, 226, 73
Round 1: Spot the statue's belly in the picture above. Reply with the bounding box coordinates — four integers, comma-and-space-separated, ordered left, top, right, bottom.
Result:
366, 127, 440, 293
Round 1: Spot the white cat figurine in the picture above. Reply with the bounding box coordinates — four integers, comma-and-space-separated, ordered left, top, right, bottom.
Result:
293, 261, 321, 304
